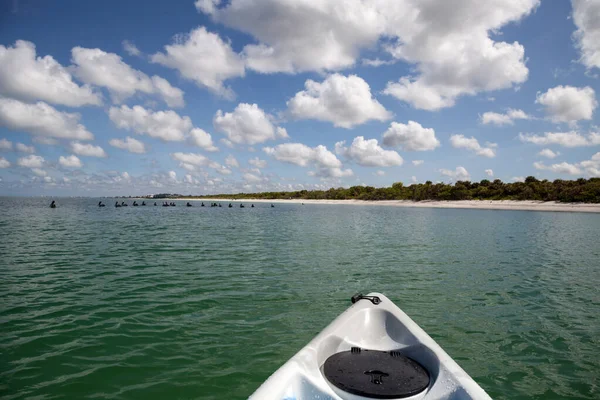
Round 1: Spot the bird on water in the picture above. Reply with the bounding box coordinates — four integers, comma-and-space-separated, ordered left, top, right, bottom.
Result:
50, 200, 56, 208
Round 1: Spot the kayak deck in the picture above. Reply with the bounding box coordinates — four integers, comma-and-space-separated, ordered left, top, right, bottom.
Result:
249, 293, 491, 399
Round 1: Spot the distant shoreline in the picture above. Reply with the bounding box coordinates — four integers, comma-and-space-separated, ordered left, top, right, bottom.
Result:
174, 198, 600, 213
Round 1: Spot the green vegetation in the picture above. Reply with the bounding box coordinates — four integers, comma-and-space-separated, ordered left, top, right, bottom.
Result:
189, 177, 600, 203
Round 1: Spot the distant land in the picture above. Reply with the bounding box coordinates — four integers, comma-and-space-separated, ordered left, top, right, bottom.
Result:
137, 177, 600, 204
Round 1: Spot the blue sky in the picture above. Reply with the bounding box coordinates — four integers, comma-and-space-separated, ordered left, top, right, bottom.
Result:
0, 0, 599, 196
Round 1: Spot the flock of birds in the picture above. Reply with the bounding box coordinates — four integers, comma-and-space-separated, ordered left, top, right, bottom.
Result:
49, 200, 275, 209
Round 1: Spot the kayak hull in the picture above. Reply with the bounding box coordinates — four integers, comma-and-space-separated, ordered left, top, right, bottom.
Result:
249, 293, 492, 400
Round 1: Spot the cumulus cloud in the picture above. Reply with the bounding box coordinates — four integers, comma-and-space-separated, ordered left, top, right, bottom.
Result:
382, 1, 537, 110
199, 0, 536, 114
481, 109, 531, 125
512, 176, 525, 183
538, 148, 559, 159
59, 155, 83, 168
412, 160, 424, 166
170, 152, 228, 174
579, 152, 600, 177
70, 142, 107, 158
382, 121, 440, 151
243, 172, 264, 183
151, 26, 245, 99
287, 74, 391, 128
32, 168, 47, 177
17, 154, 44, 168
0, 40, 101, 107
374, 170, 386, 176
450, 134, 496, 158
0, 157, 10, 168
214, 103, 287, 145
0, 98, 94, 140
225, 154, 239, 168
109, 105, 191, 142
535, 85, 597, 123
189, 128, 218, 152
518, 131, 600, 147
72, 47, 184, 107
109, 136, 146, 154
439, 166, 470, 181
248, 157, 267, 169
533, 161, 582, 175
122, 40, 141, 56
485, 169, 494, 177
0, 139, 12, 151
15, 143, 35, 153
572, 0, 600, 70
335, 136, 403, 167
264, 143, 352, 178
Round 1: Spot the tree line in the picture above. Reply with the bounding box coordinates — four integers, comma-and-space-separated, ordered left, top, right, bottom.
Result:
191, 177, 600, 203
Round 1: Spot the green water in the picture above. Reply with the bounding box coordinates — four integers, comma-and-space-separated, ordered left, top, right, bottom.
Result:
1, 197, 599, 399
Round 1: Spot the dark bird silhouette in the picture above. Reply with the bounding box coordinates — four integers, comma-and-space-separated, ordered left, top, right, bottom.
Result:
50, 200, 56, 208
240, 203, 245, 208
201, 202, 205, 207
133, 201, 139, 206
98, 201, 105, 207
141, 201, 146, 206
115, 201, 121, 208
271, 204, 275, 207
187, 202, 192, 207
251, 204, 254, 208
228, 203, 233, 208
122, 202, 128, 206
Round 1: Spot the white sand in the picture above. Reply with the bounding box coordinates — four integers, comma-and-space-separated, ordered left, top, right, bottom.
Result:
180, 198, 600, 213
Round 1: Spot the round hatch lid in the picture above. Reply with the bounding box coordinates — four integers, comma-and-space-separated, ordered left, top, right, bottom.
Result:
323, 348, 430, 399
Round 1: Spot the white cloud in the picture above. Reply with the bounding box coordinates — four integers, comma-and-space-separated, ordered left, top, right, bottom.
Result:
0, 139, 12, 151
0, 98, 94, 140
264, 143, 352, 178
362, 58, 396, 67
572, 0, 600, 70
189, 128, 218, 152
335, 136, 403, 167
512, 176, 525, 182
70, 142, 107, 158
533, 161, 582, 175
151, 26, 245, 99
59, 155, 83, 168
412, 160, 424, 166
225, 154, 239, 168
383, 1, 537, 110
32, 168, 47, 177
439, 166, 470, 181
109, 105, 191, 142
72, 47, 184, 107
200, 0, 536, 112
214, 103, 287, 145
17, 154, 44, 168
485, 169, 494, 177
411, 176, 418, 183
122, 40, 141, 56
580, 152, 600, 177
15, 143, 35, 153
109, 136, 146, 154
287, 74, 391, 128
382, 121, 440, 151
535, 85, 597, 123
375, 170, 386, 176
518, 131, 600, 147
481, 109, 531, 125
33, 137, 58, 146
248, 157, 267, 168
538, 148, 559, 159
0, 157, 10, 168
243, 172, 263, 183
0, 40, 101, 107
168, 170, 178, 182
171, 152, 210, 168
450, 134, 496, 158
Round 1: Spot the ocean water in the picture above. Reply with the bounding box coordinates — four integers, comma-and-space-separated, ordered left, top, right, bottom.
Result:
1, 197, 599, 400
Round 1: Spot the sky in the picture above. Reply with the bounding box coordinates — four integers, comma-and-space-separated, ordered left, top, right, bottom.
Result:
0, 0, 599, 196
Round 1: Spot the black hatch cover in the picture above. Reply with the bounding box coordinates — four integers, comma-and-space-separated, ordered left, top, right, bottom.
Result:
323, 348, 430, 399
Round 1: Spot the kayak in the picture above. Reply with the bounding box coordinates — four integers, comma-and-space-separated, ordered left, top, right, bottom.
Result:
249, 293, 492, 400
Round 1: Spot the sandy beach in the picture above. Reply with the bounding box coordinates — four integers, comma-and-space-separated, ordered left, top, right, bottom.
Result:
180, 198, 600, 213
